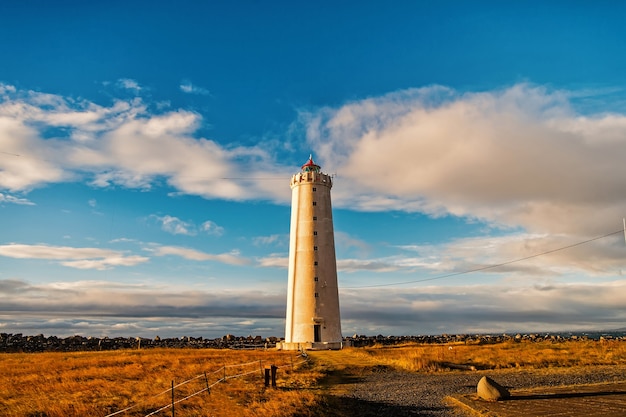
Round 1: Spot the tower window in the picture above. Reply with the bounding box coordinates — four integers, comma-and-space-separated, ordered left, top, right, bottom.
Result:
312, 201, 317, 206
314, 261, 318, 266
314, 292, 319, 298
312, 187, 316, 192
314, 277, 319, 282
313, 231, 317, 236
314, 246, 318, 251
313, 216, 317, 221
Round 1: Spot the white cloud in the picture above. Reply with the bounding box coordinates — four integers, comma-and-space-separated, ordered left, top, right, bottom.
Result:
2, 82, 626, 279
153, 214, 195, 235
90, 170, 154, 189
117, 78, 142, 92
334, 229, 625, 279
200, 220, 224, 236
431, 232, 626, 277
0, 243, 148, 270
1, 277, 625, 337
0, 278, 285, 337
151, 245, 251, 266
252, 234, 285, 246
0, 84, 16, 95
339, 279, 626, 335
337, 258, 406, 273
257, 255, 288, 268
306, 84, 626, 238
0, 116, 70, 189
0, 83, 292, 202
60, 255, 149, 270
109, 237, 138, 244
0, 192, 35, 205
180, 80, 211, 96
150, 215, 224, 236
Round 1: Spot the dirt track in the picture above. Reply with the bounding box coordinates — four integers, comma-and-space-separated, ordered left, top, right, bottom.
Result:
309, 356, 626, 417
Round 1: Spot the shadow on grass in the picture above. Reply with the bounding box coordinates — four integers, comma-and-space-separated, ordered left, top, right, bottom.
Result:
318, 368, 364, 387
307, 394, 448, 417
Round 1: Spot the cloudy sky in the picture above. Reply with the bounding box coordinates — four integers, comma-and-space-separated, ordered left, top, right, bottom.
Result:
1, 1, 626, 338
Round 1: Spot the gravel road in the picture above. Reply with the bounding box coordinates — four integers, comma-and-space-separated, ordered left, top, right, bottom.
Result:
322, 365, 626, 416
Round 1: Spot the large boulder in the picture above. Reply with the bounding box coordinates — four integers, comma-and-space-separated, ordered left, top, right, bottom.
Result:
477, 376, 510, 401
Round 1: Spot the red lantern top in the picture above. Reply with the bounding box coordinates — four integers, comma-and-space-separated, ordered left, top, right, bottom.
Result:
301, 155, 320, 173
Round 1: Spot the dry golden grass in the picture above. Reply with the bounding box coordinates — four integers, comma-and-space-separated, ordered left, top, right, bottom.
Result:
329, 340, 626, 372
2, 341, 625, 417
0, 348, 320, 417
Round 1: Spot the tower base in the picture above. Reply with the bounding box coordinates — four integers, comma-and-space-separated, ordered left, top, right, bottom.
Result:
276, 341, 347, 351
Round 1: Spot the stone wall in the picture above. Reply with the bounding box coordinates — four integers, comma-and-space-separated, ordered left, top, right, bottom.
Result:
344, 333, 626, 348
0, 333, 278, 352
1, 332, 623, 352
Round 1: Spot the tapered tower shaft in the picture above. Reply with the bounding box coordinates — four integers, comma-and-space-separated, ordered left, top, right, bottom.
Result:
281, 156, 342, 350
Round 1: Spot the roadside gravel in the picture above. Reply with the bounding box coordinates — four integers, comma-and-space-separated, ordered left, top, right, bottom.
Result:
324, 365, 626, 416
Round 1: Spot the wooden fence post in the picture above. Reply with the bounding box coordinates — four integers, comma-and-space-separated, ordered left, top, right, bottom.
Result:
264, 368, 270, 387
271, 365, 277, 388
171, 380, 175, 417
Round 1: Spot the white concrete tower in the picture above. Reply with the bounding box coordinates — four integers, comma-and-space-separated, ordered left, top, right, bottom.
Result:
280, 156, 342, 350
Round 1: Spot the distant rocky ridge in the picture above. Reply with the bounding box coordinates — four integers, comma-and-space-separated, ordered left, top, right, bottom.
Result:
1, 332, 624, 353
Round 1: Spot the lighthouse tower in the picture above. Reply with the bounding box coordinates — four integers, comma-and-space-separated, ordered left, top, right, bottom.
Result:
279, 156, 343, 350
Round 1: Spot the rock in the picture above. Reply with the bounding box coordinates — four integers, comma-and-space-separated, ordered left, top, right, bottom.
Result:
477, 376, 510, 401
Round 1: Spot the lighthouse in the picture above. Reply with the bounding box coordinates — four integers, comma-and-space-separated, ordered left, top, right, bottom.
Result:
279, 156, 343, 350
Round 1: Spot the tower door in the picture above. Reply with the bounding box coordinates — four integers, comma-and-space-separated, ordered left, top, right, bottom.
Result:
314, 325, 321, 343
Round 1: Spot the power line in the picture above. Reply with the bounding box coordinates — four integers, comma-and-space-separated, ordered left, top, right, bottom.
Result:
341, 229, 625, 289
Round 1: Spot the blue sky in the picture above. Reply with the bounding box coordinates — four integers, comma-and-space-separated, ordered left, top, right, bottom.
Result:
1, 1, 626, 338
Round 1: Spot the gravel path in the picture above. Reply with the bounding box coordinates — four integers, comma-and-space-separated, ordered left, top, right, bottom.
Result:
324, 365, 626, 416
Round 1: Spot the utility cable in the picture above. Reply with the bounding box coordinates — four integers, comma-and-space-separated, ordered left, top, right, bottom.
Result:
341, 229, 625, 289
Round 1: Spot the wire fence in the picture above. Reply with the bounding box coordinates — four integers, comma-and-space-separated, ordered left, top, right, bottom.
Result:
104, 353, 309, 417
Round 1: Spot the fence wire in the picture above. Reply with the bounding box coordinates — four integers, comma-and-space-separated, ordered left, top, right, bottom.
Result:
103, 353, 309, 417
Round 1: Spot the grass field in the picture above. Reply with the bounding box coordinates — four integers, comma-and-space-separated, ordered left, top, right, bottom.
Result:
348, 339, 626, 372
1, 340, 625, 417
0, 348, 319, 417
